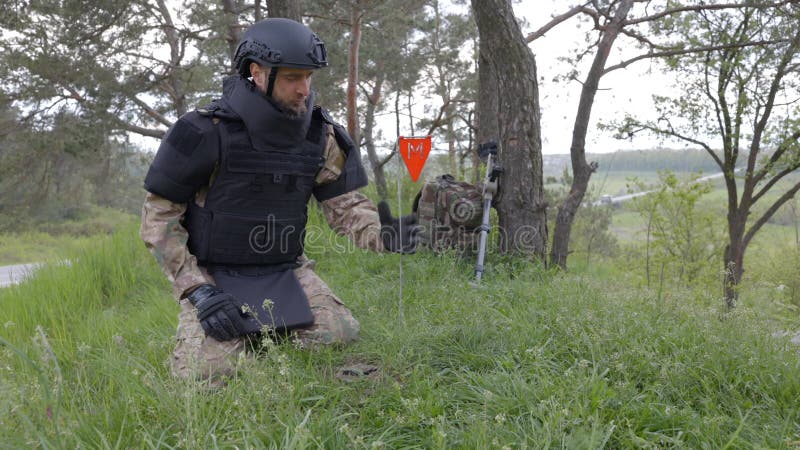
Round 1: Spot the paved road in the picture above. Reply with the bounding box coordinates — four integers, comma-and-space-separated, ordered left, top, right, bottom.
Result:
0, 263, 40, 288
592, 168, 743, 206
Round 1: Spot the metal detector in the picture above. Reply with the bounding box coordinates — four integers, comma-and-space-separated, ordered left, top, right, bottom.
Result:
474, 141, 503, 283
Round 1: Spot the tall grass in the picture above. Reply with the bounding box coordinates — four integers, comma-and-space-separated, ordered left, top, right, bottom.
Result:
1, 220, 799, 448
0, 206, 137, 265
0, 231, 97, 265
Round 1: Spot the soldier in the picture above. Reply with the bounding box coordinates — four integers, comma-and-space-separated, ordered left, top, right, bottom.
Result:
140, 18, 416, 386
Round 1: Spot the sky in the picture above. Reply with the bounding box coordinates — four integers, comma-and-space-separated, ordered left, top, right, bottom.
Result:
514, 1, 676, 155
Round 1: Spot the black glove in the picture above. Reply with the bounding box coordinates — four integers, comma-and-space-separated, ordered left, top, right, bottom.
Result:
186, 284, 249, 341
378, 200, 419, 254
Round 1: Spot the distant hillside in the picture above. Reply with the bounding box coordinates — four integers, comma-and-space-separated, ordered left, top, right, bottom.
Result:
544, 149, 723, 176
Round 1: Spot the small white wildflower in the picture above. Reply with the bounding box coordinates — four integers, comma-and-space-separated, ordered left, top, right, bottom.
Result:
495, 413, 506, 424
401, 397, 420, 409
77, 342, 90, 355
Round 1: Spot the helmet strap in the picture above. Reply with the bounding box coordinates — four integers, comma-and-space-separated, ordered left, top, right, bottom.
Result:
266, 67, 278, 98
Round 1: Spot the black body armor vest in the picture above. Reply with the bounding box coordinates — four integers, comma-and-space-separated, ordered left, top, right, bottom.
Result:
183, 76, 326, 266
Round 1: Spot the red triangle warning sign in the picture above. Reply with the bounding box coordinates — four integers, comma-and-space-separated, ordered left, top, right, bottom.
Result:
399, 136, 432, 182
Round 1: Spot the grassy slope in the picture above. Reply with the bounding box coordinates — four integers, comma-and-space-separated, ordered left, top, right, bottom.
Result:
1, 212, 799, 449
0, 206, 137, 265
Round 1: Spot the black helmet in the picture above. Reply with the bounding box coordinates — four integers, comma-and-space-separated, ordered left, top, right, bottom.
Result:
233, 18, 328, 78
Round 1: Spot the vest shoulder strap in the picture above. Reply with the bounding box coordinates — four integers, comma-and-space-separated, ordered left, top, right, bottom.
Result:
313, 105, 334, 125
197, 99, 240, 122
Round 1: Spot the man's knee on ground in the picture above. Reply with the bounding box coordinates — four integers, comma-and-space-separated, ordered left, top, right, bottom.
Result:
294, 293, 360, 346
172, 302, 248, 382
171, 349, 241, 382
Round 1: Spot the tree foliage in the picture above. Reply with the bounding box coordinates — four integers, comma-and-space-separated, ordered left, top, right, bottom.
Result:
619, 1, 800, 306
0, 0, 251, 227
589, 149, 723, 173
516, 0, 796, 274
0, 0, 234, 139
1, 0, 483, 225
0, 100, 148, 230
416, 1, 477, 181
308, 0, 474, 199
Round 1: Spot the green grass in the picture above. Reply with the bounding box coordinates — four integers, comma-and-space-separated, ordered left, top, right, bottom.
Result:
0, 232, 99, 265
0, 206, 137, 265
589, 171, 662, 197
2, 217, 800, 448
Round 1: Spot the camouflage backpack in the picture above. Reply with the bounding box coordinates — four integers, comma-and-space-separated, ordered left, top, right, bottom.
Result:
412, 174, 484, 253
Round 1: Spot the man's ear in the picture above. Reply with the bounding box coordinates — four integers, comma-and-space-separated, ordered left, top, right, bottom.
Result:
250, 63, 269, 91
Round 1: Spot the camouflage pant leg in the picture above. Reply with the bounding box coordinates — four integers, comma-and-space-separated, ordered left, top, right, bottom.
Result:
171, 298, 247, 382
292, 260, 360, 347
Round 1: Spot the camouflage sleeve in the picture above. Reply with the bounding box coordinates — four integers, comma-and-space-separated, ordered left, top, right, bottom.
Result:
320, 191, 384, 252
140, 192, 213, 300
314, 124, 345, 185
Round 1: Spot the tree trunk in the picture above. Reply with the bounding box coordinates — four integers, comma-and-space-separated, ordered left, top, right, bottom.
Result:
364, 72, 389, 198
723, 218, 747, 308
447, 122, 456, 176
346, 6, 362, 147
222, 0, 242, 73
155, 0, 186, 116
471, 149, 480, 184
475, 38, 499, 147
395, 90, 401, 137
473, 0, 547, 258
462, 109, 479, 184
254, 0, 263, 21
267, 0, 301, 21
793, 201, 799, 247
407, 90, 414, 135
549, 0, 633, 270
645, 214, 652, 287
